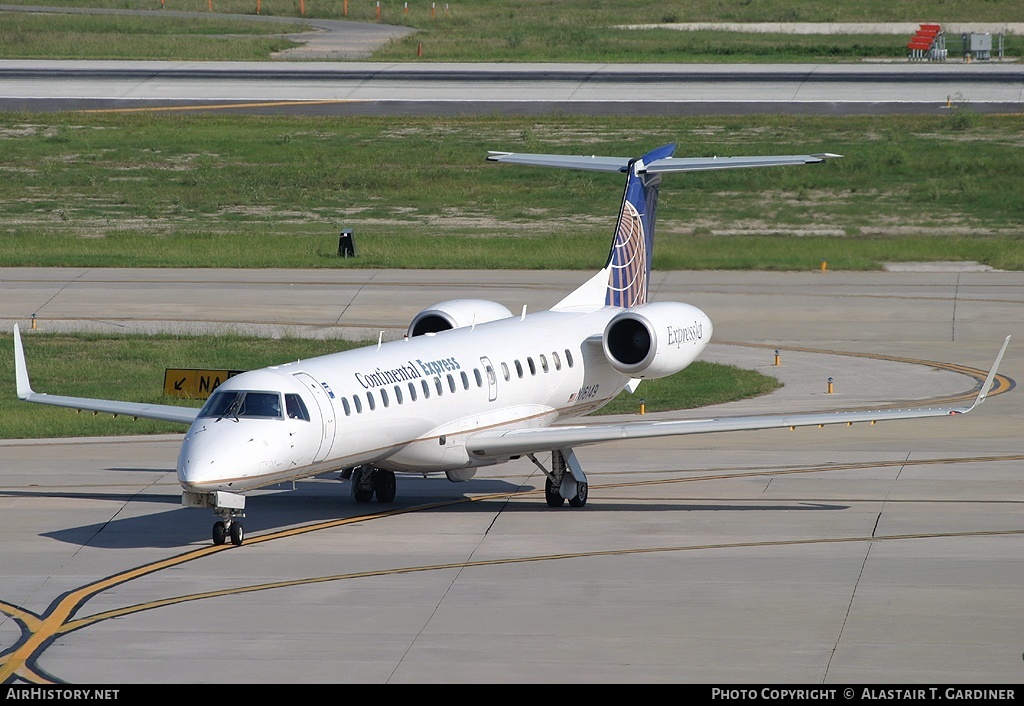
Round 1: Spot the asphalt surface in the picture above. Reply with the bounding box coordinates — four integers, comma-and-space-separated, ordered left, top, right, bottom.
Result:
1, 269, 1021, 684
2, 60, 1022, 115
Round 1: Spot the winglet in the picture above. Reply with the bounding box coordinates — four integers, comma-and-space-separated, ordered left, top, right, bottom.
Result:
13, 323, 34, 400
964, 335, 1011, 412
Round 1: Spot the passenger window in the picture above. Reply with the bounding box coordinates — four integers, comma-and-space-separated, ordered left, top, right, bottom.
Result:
409, 381, 418, 401
285, 394, 310, 421
474, 369, 483, 387
461, 371, 470, 390
565, 349, 574, 367
421, 379, 430, 399
342, 398, 351, 416
381, 388, 389, 408
515, 360, 523, 378
354, 396, 363, 413
485, 365, 495, 386
447, 374, 456, 393
552, 352, 561, 370
435, 377, 443, 395
540, 354, 548, 373
367, 392, 376, 411
395, 385, 403, 404
501, 362, 510, 381
527, 357, 536, 375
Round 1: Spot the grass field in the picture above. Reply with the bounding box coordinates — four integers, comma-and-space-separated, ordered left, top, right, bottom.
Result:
0, 11, 304, 60
2, 0, 1018, 25
0, 0, 1019, 62
2, 112, 1022, 271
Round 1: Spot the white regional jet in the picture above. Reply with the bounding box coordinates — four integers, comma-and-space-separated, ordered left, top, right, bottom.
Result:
13, 144, 1010, 547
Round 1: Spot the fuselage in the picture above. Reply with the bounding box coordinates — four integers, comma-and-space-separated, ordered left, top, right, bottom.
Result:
177, 304, 712, 494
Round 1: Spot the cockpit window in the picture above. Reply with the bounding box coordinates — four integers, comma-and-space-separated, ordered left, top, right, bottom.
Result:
199, 390, 283, 420
285, 393, 310, 421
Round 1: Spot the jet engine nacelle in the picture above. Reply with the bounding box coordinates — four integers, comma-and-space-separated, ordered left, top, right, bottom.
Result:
602, 301, 713, 379
408, 299, 514, 337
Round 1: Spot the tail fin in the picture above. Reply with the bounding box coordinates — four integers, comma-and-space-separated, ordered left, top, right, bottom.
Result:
486, 146, 841, 311
604, 143, 675, 308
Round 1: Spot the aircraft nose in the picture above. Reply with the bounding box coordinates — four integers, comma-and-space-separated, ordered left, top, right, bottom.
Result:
177, 420, 294, 491
177, 424, 226, 488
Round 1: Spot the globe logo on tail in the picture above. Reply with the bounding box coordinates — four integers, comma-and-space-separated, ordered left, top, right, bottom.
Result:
605, 200, 648, 308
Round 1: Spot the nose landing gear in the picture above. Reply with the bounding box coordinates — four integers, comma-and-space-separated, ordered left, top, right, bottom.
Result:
182, 490, 248, 547
212, 508, 245, 546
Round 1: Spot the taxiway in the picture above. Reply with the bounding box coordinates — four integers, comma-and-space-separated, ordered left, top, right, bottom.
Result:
1, 268, 1021, 683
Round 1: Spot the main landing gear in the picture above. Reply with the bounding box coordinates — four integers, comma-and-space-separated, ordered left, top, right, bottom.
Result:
344, 465, 397, 503
529, 448, 589, 508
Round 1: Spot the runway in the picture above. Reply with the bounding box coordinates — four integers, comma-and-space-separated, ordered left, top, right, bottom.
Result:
1, 268, 1021, 684
3, 60, 1023, 115
2, 5, 1022, 115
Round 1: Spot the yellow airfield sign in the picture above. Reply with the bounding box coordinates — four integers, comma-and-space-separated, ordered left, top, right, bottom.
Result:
163, 369, 244, 399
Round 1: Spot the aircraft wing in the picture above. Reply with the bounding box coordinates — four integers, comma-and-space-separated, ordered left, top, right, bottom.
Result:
13, 324, 200, 425
465, 336, 1010, 460
486, 150, 842, 174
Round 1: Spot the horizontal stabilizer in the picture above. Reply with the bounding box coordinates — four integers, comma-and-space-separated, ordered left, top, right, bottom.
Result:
492, 145, 842, 311
643, 153, 843, 173
487, 151, 630, 172
487, 150, 842, 174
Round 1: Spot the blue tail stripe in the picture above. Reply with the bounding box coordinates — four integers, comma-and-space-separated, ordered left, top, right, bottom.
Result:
604, 143, 675, 308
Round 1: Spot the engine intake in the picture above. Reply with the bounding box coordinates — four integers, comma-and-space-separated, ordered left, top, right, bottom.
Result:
602, 302, 712, 379
408, 299, 513, 338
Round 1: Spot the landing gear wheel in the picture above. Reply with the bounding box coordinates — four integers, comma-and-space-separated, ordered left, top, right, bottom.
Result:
545, 477, 565, 507
352, 466, 374, 503
212, 521, 227, 545
373, 470, 397, 503
353, 487, 374, 503
210, 503, 246, 547
568, 482, 588, 508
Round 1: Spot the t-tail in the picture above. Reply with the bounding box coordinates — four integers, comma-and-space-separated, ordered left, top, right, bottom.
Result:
487, 145, 842, 311
604, 143, 674, 308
